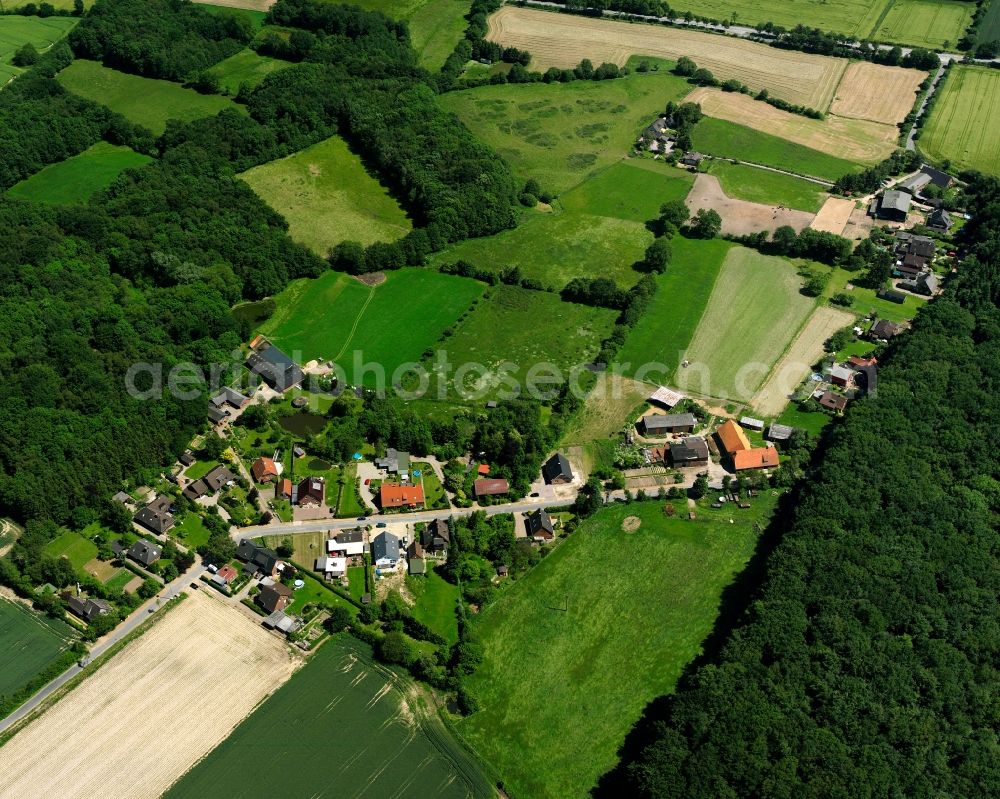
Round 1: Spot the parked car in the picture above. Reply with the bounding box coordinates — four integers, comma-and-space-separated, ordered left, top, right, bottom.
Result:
529, 492, 540, 497
357, 516, 367, 521
376, 522, 387, 528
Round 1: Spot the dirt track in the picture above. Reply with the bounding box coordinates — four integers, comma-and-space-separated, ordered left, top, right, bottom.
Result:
809, 197, 856, 236
686, 173, 814, 237
0, 590, 296, 799
751, 306, 854, 416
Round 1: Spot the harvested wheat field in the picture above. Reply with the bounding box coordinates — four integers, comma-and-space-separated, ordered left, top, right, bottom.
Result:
488, 7, 847, 109
686, 173, 815, 237
0, 590, 297, 799
810, 197, 856, 236
751, 306, 855, 416
685, 88, 897, 164
829, 61, 926, 125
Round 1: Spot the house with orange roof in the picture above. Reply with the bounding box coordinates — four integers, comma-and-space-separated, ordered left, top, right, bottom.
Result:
715, 419, 779, 472
274, 478, 292, 501
380, 483, 424, 510
251, 456, 279, 483
715, 419, 750, 456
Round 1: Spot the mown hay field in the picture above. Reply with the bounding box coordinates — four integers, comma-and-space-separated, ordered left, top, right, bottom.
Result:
165, 637, 492, 799
240, 134, 412, 256
437, 69, 692, 195
458, 497, 779, 799
920, 65, 1000, 176
56, 60, 239, 135
665, 0, 889, 39
6, 142, 152, 205
686, 88, 898, 167
873, 0, 975, 50
829, 61, 927, 126
0, 595, 75, 699
0, 590, 296, 799
673, 247, 817, 402
487, 6, 848, 109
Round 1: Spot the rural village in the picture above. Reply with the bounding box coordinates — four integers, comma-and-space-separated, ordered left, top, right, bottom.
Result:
0, 0, 996, 798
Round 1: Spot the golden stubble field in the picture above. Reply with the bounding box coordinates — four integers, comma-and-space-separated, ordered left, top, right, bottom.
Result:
829, 61, 926, 125
487, 6, 848, 109
0, 589, 297, 799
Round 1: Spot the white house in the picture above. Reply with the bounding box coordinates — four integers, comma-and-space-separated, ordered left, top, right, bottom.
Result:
315, 556, 347, 580
327, 539, 365, 557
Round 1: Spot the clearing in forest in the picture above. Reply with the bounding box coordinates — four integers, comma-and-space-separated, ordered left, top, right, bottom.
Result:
487, 6, 848, 109
0, 590, 296, 799
6, 142, 152, 205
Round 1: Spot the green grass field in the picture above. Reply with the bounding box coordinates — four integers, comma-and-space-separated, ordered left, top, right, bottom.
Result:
664, 0, 888, 39
164, 637, 492, 799
438, 70, 692, 195
459, 497, 778, 799
0, 16, 78, 82
240, 134, 411, 256
703, 160, 828, 212
103, 569, 135, 593
921, 66, 1000, 177
6, 142, 151, 205
42, 530, 98, 571
873, 0, 974, 49
341, 0, 468, 69
824, 267, 929, 322
435, 285, 618, 398
692, 116, 860, 183
172, 513, 212, 549
674, 247, 817, 402
560, 159, 695, 222
617, 237, 733, 381
259, 268, 485, 383
0, 597, 75, 699
977, 0, 1000, 42
56, 60, 239, 135
407, 564, 460, 644
207, 48, 291, 94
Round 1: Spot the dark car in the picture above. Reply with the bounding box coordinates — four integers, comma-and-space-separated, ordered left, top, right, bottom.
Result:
530, 492, 540, 497
357, 516, 367, 521
376, 522, 387, 528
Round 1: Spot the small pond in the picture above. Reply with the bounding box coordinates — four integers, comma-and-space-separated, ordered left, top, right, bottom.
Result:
279, 412, 327, 437
308, 458, 332, 471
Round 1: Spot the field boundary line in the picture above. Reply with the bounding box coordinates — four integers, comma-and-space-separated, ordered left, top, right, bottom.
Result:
866, 0, 897, 41
668, 243, 728, 388
333, 283, 377, 362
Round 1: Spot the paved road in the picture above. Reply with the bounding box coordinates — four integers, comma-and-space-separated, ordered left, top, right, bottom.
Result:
235, 496, 572, 539
0, 563, 207, 736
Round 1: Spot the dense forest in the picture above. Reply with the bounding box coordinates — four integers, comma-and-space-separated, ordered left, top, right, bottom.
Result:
599, 175, 1000, 797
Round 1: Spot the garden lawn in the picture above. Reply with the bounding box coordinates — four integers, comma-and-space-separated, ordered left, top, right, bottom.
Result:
920, 65, 1000, 177
239, 134, 411, 256
56, 60, 238, 135
692, 116, 860, 182
172, 513, 211, 549
777, 400, 834, 438
207, 48, 291, 94
437, 69, 692, 194
617, 237, 732, 383
407, 564, 459, 644
434, 285, 618, 398
559, 160, 695, 222
674, 247, 817, 402
703, 159, 828, 212
261, 531, 326, 572
258, 268, 485, 383
825, 268, 928, 322
0, 597, 75, 699
284, 570, 355, 616
414, 462, 447, 509
873, 0, 975, 50
184, 460, 222, 481
6, 142, 151, 205
104, 570, 135, 594
459, 497, 778, 799
42, 531, 98, 571
347, 565, 369, 602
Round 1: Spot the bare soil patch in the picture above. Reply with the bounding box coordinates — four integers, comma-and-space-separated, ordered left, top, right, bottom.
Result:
830, 61, 926, 125
751, 306, 855, 416
685, 88, 898, 164
622, 516, 642, 532
809, 197, 856, 236
841, 203, 876, 241
0, 590, 297, 799
488, 7, 847, 109
355, 271, 387, 287
686, 173, 815, 237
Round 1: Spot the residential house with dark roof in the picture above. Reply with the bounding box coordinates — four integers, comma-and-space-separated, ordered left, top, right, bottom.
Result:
542, 453, 574, 484
767, 423, 795, 443
246, 343, 304, 393
407, 540, 426, 575
818, 391, 848, 413
210, 387, 250, 411
128, 539, 162, 567
375, 448, 411, 479
680, 151, 705, 167
372, 531, 401, 569
236, 540, 281, 578
526, 509, 555, 542
204, 465, 235, 492
380, 483, 424, 510
639, 412, 696, 436
474, 478, 510, 498
252, 457, 279, 483
297, 476, 324, 507
668, 436, 709, 467
183, 479, 210, 501
874, 190, 911, 221
423, 518, 450, 554
207, 406, 227, 425
66, 596, 113, 622
920, 164, 952, 188
179, 452, 195, 467
926, 207, 953, 232
256, 582, 292, 613
897, 172, 932, 194
134, 495, 175, 535
870, 319, 902, 340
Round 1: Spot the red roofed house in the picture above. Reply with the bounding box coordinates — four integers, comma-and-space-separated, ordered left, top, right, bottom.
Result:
474, 478, 510, 498
251, 457, 279, 483
275, 478, 292, 500
477, 464, 491, 476
380, 483, 425, 510
715, 419, 750, 457
215, 564, 238, 584
848, 355, 877, 368
732, 447, 780, 471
